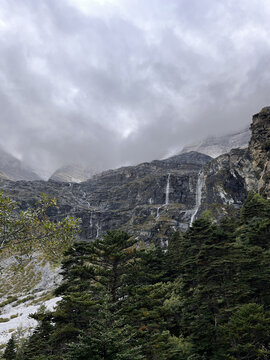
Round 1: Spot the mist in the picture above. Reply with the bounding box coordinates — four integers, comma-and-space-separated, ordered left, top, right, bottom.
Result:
0, 0, 270, 177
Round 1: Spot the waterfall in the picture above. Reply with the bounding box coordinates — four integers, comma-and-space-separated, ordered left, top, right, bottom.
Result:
165, 173, 170, 205
189, 171, 204, 227
90, 212, 93, 227
96, 223, 101, 238
155, 173, 171, 221
155, 206, 161, 220
82, 191, 90, 208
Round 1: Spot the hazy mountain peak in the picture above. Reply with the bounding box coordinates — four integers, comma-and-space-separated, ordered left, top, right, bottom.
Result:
0, 147, 41, 181
49, 164, 96, 183
180, 127, 251, 158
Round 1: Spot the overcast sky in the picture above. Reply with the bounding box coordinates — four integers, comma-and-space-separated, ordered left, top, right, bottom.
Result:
0, 0, 270, 177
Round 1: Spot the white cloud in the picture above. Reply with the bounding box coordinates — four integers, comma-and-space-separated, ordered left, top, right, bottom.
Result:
0, 0, 270, 176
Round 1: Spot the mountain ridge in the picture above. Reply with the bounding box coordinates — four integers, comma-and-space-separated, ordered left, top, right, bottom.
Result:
0, 148, 41, 181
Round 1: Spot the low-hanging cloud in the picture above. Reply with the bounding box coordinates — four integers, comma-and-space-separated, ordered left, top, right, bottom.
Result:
0, 0, 270, 177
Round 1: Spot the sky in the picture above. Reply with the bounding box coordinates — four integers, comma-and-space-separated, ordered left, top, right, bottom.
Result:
0, 0, 270, 178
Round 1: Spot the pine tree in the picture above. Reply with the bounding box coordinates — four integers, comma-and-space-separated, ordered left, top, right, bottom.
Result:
51, 242, 96, 353
166, 231, 183, 280
20, 306, 54, 360
240, 192, 270, 223
221, 303, 270, 359
3, 336, 16, 360
50, 231, 141, 357
65, 294, 143, 360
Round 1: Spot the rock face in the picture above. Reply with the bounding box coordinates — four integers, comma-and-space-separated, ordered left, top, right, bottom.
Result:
50, 164, 96, 183
181, 127, 250, 158
198, 107, 270, 220
0, 148, 41, 181
1, 108, 270, 345
0, 108, 270, 245
199, 148, 256, 219
249, 107, 270, 198
1, 152, 212, 244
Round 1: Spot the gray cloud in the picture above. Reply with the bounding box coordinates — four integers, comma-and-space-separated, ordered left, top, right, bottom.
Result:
0, 0, 270, 177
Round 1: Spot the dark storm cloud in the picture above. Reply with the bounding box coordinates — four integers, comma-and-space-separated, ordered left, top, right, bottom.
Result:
0, 0, 270, 177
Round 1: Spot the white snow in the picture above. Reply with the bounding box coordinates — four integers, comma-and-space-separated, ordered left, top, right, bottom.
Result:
0, 295, 61, 345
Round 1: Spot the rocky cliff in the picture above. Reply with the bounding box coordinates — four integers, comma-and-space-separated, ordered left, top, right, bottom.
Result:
195, 107, 270, 222
0, 152, 212, 245
1, 107, 270, 345
1, 108, 270, 245
249, 107, 270, 198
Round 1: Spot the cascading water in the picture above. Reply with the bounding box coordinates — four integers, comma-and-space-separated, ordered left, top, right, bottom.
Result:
96, 223, 101, 238
155, 206, 161, 220
82, 191, 90, 208
90, 212, 93, 227
165, 173, 170, 205
189, 171, 204, 227
155, 173, 171, 221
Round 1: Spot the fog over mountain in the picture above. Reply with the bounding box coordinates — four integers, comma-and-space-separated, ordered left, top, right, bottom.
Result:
1, 0, 270, 177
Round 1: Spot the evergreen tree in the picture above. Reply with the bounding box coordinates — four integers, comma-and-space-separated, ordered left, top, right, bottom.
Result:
18, 194, 270, 360
166, 231, 183, 280
240, 192, 270, 223
65, 294, 143, 360
51, 231, 141, 357
221, 303, 270, 359
51, 242, 96, 353
20, 306, 54, 360
3, 336, 16, 360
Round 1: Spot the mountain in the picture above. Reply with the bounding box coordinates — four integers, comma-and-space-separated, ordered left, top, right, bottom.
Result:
0, 148, 41, 181
49, 164, 96, 183
181, 127, 250, 158
0, 106, 270, 345
198, 107, 270, 219
1, 151, 212, 243
1, 108, 269, 243
0, 108, 269, 245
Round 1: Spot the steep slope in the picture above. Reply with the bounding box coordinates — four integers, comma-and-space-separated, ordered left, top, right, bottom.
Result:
0, 170, 10, 180
199, 107, 270, 220
249, 107, 270, 198
50, 164, 96, 183
181, 127, 250, 158
0, 107, 270, 346
0, 148, 41, 181
0, 108, 269, 245
0, 152, 212, 244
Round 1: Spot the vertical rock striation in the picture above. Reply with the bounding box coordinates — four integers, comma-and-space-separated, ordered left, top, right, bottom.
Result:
249, 107, 270, 199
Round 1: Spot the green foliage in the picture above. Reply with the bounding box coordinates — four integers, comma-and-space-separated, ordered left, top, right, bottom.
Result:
3, 336, 16, 360
20, 306, 54, 359
220, 303, 270, 359
65, 294, 143, 360
17, 193, 270, 359
0, 191, 80, 264
240, 192, 270, 223
169, 194, 270, 358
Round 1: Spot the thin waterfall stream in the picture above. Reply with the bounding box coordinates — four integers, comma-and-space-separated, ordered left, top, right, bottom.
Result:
156, 173, 171, 220
189, 171, 204, 227
165, 173, 170, 205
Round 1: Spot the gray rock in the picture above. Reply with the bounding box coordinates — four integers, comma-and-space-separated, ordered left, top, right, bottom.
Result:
0, 151, 212, 245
